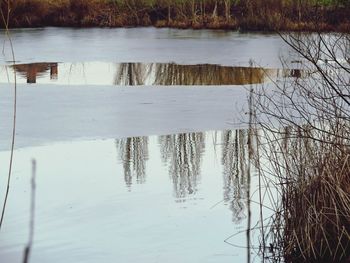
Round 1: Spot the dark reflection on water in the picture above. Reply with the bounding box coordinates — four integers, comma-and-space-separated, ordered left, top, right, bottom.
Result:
222, 130, 249, 223
116, 62, 270, 85
158, 132, 205, 200
114, 63, 149, 86
115, 136, 149, 187
12, 62, 58, 83
4, 62, 304, 86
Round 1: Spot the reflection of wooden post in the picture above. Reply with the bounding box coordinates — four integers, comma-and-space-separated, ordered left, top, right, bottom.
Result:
128, 63, 133, 85
27, 65, 37, 84
50, 63, 58, 79
167, 2, 171, 24
291, 69, 301, 78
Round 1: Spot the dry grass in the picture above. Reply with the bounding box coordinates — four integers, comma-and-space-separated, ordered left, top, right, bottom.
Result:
1, 0, 349, 31
250, 32, 350, 262
263, 132, 350, 263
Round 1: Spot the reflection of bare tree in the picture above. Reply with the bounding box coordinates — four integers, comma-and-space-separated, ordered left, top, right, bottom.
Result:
221, 129, 249, 223
158, 132, 205, 200
114, 62, 301, 86
8, 62, 302, 86
153, 63, 268, 85
114, 63, 151, 85
115, 136, 149, 188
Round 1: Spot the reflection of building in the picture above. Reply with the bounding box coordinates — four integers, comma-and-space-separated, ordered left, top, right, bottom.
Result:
158, 132, 205, 200
221, 130, 249, 223
115, 137, 149, 188
12, 63, 58, 83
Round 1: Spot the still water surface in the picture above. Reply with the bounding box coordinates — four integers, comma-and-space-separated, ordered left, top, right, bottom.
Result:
0, 131, 270, 263
1, 62, 301, 86
0, 27, 293, 67
0, 27, 290, 262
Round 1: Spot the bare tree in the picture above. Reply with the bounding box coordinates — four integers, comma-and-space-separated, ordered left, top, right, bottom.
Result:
251, 32, 350, 262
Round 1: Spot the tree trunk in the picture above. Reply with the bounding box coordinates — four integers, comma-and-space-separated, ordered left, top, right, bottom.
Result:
212, 1, 218, 19
167, 3, 171, 24
224, 0, 231, 22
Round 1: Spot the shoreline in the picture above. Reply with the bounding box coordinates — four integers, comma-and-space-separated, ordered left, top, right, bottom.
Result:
1, 0, 349, 33
3, 20, 349, 33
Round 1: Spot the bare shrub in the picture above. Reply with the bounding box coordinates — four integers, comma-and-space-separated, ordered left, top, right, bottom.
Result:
252, 33, 350, 262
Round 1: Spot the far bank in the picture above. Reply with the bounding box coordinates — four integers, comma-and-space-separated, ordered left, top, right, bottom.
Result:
1, 0, 350, 32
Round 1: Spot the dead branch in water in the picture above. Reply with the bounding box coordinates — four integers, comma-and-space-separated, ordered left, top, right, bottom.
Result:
23, 159, 37, 263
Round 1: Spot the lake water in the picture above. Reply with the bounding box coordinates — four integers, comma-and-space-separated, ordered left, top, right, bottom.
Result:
0, 28, 295, 263
0, 131, 271, 263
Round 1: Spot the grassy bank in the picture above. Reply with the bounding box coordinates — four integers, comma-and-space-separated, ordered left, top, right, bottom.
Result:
1, 0, 350, 31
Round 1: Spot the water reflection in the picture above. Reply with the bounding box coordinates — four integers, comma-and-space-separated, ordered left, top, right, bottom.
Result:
0, 130, 261, 263
221, 130, 249, 223
158, 133, 206, 200
154, 63, 282, 85
1, 62, 303, 86
115, 130, 252, 215
115, 136, 149, 188
12, 63, 58, 83
114, 63, 149, 86
115, 63, 273, 85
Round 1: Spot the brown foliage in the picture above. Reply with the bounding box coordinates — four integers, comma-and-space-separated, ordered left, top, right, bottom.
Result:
1, 0, 349, 31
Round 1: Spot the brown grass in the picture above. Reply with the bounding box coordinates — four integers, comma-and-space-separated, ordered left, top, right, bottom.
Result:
254, 125, 350, 263
251, 31, 350, 262
280, 139, 350, 263
1, 0, 349, 32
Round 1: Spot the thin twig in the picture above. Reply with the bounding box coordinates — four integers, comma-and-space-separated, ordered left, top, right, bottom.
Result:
0, 0, 17, 230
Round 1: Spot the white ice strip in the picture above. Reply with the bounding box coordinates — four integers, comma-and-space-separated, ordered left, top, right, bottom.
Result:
0, 84, 251, 151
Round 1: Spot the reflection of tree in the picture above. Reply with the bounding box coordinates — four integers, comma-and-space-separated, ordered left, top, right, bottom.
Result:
153, 63, 268, 85
158, 132, 205, 200
113, 62, 298, 86
221, 129, 249, 223
114, 63, 151, 85
115, 136, 149, 188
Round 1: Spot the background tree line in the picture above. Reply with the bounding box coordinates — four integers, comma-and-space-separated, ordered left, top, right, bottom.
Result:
1, 0, 349, 31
